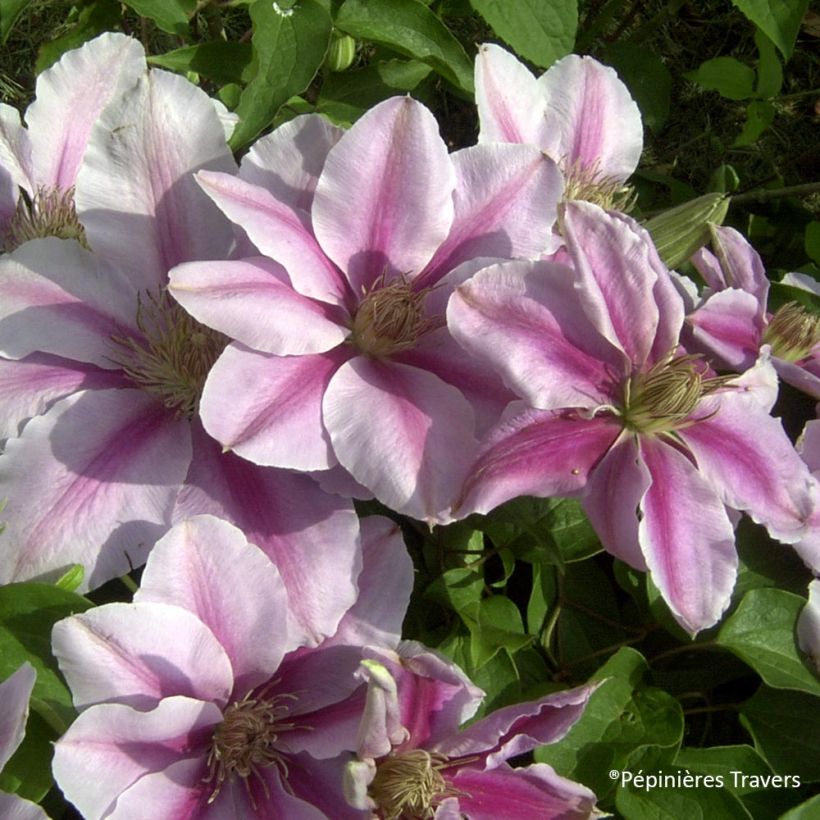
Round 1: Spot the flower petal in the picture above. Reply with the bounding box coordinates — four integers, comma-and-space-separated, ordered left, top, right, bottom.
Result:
797, 579, 820, 674
638, 437, 738, 634
169, 257, 348, 355
200, 343, 344, 470
312, 96, 455, 295
0, 793, 49, 820
710, 225, 769, 311
0, 103, 33, 194
76, 70, 236, 291
0, 389, 191, 590
0, 662, 36, 770
324, 358, 478, 524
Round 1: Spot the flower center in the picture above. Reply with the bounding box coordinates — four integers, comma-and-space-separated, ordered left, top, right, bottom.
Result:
560, 158, 635, 212
3, 186, 88, 252
350, 274, 440, 358
369, 750, 461, 819
620, 350, 731, 435
109, 290, 227, 418
204, 691, 297, 805
763, 301, 820, 362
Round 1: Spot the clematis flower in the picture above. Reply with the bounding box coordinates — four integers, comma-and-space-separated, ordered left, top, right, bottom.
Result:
168, 97, 563, 523
52, 513, 413, 819
447, 201, 819, 633
0, 663, 48, 820
344, 643, 599, 819
0, 33, 145, 252
474, 43, 642, 211
0, 59, 360, 645
685, 225, 820, 399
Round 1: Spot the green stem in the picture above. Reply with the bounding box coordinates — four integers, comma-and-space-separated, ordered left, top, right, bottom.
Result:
120, 573, 139, 594
730, 181, 820, 205
683, 703, 742, 716
650, 640, 718, 664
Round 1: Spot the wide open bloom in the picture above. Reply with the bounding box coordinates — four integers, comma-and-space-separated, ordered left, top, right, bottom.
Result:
0, 63, 360, 644
344, 643, 599, 819
52, 513, 412, 819
685, 225, 820, 399
168, 97, 563, 523
0, 663, 48, 820
474, 43, 642, 211
448, 201, 819, 633
0, 33, 145, 252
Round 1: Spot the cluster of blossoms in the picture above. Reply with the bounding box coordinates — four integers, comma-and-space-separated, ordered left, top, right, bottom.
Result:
0, 31, 818, 819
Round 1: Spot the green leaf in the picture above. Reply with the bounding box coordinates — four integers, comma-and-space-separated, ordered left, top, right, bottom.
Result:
0, 583, 92, 731
526, 561, 556, 635
616, 775, 752, 820
717, 588, 820, 695
780, 794, 820, 819
730, 0, 810, 59
755, 29, 783, 98
335, 0, 474, 95
231, 0, 333, 149
121, 0, 196, 36
805, 222, 820, 266
424, 566, 484, 616
604, 43, 671, 132
149, 43, 254, 85
674, 745, 773, 795
0, 710, 56, 801
467, 595, 533, 669
55, 564, 84, 593
768, 280, 820, 314
468, 0, 576, 69
0, 0, 29, 43
686, 56, 756, 100
740, 686, 820, 781
732, 100, 776, 147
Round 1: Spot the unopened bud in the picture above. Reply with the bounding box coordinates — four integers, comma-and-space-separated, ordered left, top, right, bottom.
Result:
325, 32, 357, 72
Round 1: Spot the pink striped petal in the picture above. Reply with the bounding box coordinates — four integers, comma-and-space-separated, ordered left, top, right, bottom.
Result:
710, 225, 769, 311
0, 388, 190, 590
76, 70, 236, 291
687, 288, 763, 369
52, 603, 233, 711
240, 113, 344, 214
312, 97, 455, 295
0, 238, 140, 368
536, 54, 642, 180
691, 246, 727, 291
200, 343, 345, 470
135, 515, 294, 691
638, 437, 737, 634
456, 410, 621, 518
196, 170, 350, 305
773, 357, 820, 401
174, 423, 361, 646
420, 143, 563, 282
324, 358, 478, 524
582, 433, 649, 569
0, 793, 48, 820
0, 663, 35, 770
0, 104, 33, 195
447, 259, 623, 410
169, 257, 348, 355
52, 697, 219, 820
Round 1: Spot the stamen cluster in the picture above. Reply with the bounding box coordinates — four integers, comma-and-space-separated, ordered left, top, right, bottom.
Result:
561, 158, 636, 212
369, 749, 457, 819
4, 186, 87, 252
763, 301, 820, 362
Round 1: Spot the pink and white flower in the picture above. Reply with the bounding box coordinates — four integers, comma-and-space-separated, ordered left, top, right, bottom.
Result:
447, 202, 819, 633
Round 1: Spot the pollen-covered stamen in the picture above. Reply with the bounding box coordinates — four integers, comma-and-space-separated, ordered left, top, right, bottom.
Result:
3, 186, 88, 252
763, 301, 820, 362
204, 691, 298, 805
560, 158, 636, 212
350, 273, 442, 358
109, 290, 227, 419
621, 350, 732, 435
369, 750, 467, 819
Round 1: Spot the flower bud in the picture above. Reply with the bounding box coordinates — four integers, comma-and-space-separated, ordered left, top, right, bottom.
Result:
325, 32, 357, 72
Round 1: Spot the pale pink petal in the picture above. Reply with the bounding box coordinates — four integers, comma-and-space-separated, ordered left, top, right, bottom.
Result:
52, 602, 234, 711
0, 663, 36, 769
420, 143, 563, 282
447, 259, 623, 410
0, 388, 191, 590
687, 288, 763, 369
773, 357, 820, 401
169, 256, 348, 355
450, 762, 598, 820
563, 201, 664, 366
710, 225, 769, 311
582, 433, 649, 569
195, 170, 350, 305
0, 238, 141, 368
475, 44, 547, 145
200, 343, 344, 470
312, 96, 455, 295
309, 463, 374, 501
0, 104, 33, 194
0, 353, 123, 440
285, 753, 366, 820
797, 579, 820, 674
324, 358, 478, 524
456, 411, 622, 518
691, 245, 727, 291
135, 515, 294, 691
638, 437, 738, 634
52, 696, 220, 820
800, 419, 820, 473
26, 33, 145, 190
536, 54, 642, 180
0, 793, 49, 820
174, 423, 361, 645
0, 164, 17, 236
76, 70, 236, 291
240, 113, 344, 213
